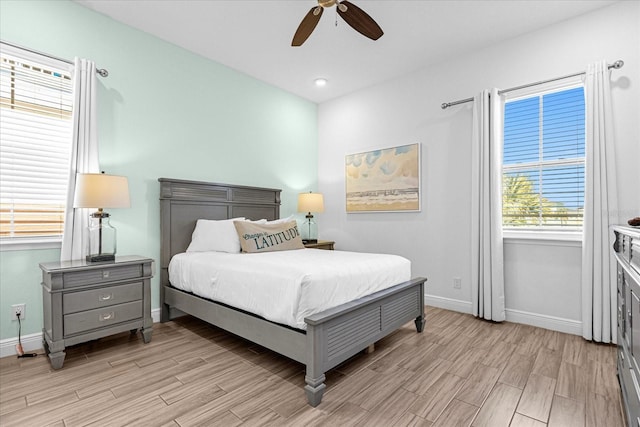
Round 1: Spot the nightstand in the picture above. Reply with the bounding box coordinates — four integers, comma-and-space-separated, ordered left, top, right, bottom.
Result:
40, 255, 154, 369
304, 240, 335, 250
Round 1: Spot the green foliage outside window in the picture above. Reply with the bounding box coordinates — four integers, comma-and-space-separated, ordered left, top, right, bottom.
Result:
502, 173, 582, 228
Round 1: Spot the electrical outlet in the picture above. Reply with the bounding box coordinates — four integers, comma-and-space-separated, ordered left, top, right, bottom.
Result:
453, 277, 462, 289
11, 304, 26, 320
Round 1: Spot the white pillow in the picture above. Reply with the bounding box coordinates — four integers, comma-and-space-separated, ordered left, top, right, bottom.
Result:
186, 217, 246, 253
266, 214, 295, 225
245, 215, 293, 225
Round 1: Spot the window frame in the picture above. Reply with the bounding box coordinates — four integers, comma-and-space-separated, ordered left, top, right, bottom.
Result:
0, 43, 74, 250
501, 76, 586, 242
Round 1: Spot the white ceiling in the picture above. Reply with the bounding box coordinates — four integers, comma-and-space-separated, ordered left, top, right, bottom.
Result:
75, 0, 617, 103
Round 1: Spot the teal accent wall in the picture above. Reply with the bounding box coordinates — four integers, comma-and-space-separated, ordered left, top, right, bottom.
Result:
0, 0, 318, 341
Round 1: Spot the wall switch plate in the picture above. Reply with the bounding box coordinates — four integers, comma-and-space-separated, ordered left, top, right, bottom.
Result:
453, 277, 462, 289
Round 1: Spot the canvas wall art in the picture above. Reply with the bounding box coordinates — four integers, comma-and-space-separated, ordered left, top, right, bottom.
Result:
345, 143, 421, 212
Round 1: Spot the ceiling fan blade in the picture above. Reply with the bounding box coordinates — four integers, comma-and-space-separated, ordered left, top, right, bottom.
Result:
292, 6, 324, 46
337, 0, 383, 41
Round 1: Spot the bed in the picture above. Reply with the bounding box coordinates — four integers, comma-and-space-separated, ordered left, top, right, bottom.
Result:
158, 177, 427, 406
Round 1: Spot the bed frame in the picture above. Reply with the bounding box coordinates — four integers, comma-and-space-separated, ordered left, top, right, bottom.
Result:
158, 178, 426, 406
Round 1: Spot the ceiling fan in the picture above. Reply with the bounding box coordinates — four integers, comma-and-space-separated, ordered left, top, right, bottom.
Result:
292, 0, 384, 47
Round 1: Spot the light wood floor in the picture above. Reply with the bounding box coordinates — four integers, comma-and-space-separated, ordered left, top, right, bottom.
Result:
0, 306, 625, 426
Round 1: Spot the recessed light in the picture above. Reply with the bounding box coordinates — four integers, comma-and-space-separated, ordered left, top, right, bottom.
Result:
314, 78, 328, 87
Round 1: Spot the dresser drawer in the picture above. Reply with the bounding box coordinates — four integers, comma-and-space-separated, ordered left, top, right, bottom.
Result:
63, 264, 143, 288
63, 282, 142, 314
631, 237, 640, 275
620, 282, 626, 337
64, 301, 142, 336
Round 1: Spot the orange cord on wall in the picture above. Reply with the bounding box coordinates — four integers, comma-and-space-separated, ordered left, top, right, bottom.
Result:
15, 313, 37, 358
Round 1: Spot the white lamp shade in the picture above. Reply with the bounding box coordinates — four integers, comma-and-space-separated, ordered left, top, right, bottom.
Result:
298, 192, 324, 213
73, 173, 130, 209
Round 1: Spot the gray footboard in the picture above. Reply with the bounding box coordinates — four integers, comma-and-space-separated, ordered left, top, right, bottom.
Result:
303, 277, 426, 406
161, 277, 426, 407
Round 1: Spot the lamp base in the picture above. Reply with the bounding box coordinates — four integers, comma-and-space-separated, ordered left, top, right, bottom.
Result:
86, 254, 115, 263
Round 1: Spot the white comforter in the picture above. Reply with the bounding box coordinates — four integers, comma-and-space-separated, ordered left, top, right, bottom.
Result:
168, 249, 411, 330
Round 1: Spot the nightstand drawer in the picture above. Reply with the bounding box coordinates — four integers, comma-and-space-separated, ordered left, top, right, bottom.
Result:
63, 264, 143, 288
63, 282, 143, 314
64, 301, 142, 336
304, 240, 335, 250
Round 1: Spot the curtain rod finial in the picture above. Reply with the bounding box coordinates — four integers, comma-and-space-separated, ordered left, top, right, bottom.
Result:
441, 103, 449, 109
97, 68, 109, 77
612, 60, 624, 69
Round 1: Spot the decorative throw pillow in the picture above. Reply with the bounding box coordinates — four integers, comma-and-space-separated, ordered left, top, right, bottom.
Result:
186, 217, 246, 253
234, 220, 305, 253
248, 219, 268, 224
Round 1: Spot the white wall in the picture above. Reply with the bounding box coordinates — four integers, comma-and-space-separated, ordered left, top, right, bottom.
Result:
317, 1, 640, 334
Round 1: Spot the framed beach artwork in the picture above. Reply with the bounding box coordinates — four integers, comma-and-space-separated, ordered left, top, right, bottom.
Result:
346, 143, 421, 213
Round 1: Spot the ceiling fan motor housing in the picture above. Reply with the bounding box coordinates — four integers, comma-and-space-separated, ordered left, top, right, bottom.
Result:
318, 0, 337, 8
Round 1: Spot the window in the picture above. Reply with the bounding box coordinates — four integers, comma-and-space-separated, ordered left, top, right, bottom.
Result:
0, 43, 74, 245
502, 86, 585, 232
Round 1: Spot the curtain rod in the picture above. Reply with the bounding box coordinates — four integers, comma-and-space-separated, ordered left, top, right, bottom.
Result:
1, 40, 109, 77
440, 60, 624, 109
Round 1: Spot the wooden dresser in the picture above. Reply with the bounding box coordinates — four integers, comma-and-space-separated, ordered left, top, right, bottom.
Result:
613, 225, 640, 426
40, 255, 154, 369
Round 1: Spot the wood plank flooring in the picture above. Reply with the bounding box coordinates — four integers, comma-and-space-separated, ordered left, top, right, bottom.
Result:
0, 306, 625, 426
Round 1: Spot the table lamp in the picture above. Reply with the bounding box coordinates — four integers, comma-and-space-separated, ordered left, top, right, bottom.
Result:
73, 172, 130, 262
297, 191, 324, 243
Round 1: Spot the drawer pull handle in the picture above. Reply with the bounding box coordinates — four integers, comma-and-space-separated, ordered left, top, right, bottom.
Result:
99, 293, 113, 301
99, 312, 115, 321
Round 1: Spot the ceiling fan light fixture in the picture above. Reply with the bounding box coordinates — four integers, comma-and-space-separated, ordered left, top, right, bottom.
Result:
314, 78, 328, 87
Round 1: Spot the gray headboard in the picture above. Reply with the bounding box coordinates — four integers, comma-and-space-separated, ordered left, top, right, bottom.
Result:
158, 178, 281, 276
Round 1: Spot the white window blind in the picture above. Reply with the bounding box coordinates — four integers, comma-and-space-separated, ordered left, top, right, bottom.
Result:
502, 86, 585, 230
0, 43, 74, 241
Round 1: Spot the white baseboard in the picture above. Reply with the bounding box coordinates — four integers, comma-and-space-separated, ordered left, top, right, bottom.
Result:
0, 332, 44, 359
505, 308, 582, 336
425, 294, 473, 314
425, 293, 582, 336
1, 305, 582, 358
0, 308, 162, 359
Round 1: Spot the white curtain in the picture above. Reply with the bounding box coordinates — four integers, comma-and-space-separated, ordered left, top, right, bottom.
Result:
581, 60, 619, 344
470, 89, 506, 322
60, 58, 100, 262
